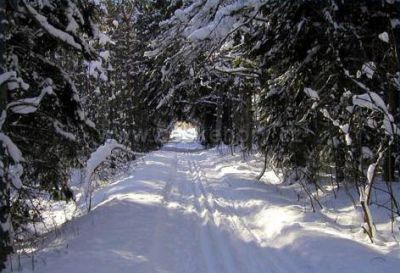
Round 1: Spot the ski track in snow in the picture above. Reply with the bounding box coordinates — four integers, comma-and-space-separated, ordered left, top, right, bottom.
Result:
10, 138, 400, 273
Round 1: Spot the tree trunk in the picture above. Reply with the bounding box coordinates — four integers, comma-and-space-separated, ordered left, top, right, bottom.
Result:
384, 2, 400, 182
215, 93, 223, 145
0, 0, 11, 270
244, 90, 253, 153
391, 2, 400, 182
257, 151, 268, 180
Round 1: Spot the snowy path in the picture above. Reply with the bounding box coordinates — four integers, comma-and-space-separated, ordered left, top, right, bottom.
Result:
15, 145, 400, 273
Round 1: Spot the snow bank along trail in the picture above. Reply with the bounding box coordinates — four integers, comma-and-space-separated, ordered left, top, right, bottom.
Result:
15, 146, 400, 273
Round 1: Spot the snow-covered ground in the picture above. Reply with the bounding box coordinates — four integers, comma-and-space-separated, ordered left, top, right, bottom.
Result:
162, 123, 203, 151
6, 135, 400, 273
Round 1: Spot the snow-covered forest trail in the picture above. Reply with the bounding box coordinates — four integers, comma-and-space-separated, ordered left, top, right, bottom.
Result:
18, 136, 400, 273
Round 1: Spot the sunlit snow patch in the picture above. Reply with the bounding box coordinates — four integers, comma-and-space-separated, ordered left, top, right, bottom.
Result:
163, 121, 203, 151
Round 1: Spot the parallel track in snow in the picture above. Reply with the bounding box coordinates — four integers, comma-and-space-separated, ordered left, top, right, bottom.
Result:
17, 143, 400, 273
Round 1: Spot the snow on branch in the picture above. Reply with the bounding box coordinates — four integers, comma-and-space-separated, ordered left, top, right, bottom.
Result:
36, 55, 96, 129
23, 1, 96, 58
185, 0, 264, 42
353, 91, 399, 137
0, 71, 16, 86
343, 72, 399, 138
7, 86, 54, 114
156, 80, 191, 110
83, 139, 133, 211
213, 66, 260, 78
303, 87, 320, 100
23, 1, 83, 51
0, 133, 24, 189
0, 134, 24, 164
53, 121, 77, 142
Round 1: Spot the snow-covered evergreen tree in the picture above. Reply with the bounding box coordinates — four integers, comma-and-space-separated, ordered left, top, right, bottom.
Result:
0, 0, 103, 268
